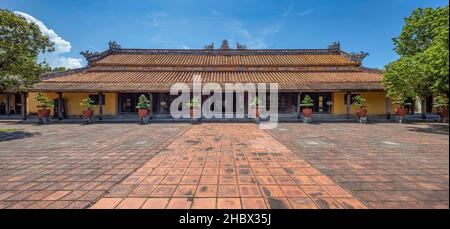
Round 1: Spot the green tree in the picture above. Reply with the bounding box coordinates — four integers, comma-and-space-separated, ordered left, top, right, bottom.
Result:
383, 6, 449, 100
0, 9, 54, 93
53, 67, 68, 72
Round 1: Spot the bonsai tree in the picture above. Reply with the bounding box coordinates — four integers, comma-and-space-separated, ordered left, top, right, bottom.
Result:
80, 97, 95, 123
185, 96, 201, 120
186, 96, 200, 109
352, 95, 368, 120
136, 94, 151, 122
136, 94, 150, 110
433, 95, 449, 109
352, 95, 367, 108
434, 95, 449, 122
299, 95, 314, 120
80, 97, 96, 110
393, 95, 412, 108
249, 96, 263, 108
299, 95, 314, 108
35, 92, 54, 110
249, 96, 263, 119
393, 95, 412, 120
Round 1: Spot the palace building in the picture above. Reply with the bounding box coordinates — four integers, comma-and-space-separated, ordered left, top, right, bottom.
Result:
8, 40, 420, 120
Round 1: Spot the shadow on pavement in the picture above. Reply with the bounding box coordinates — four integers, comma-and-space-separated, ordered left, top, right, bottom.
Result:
405, 123, 449, 135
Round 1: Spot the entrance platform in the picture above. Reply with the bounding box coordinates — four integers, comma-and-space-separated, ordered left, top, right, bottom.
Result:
2, 113, 442, 124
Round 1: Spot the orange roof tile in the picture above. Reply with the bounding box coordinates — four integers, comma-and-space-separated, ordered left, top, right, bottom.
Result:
94, 53, 358, 67
32, 71, 383, 92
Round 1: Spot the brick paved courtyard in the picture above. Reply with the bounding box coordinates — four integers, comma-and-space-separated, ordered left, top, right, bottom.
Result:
0, 122, 448, 209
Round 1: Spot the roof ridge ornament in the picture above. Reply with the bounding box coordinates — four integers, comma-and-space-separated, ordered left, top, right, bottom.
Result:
328, 41, 340, 52
220, 40, 230, 50
350, 51, 369, 63
203, 42, 214, 50
108, 41, 122, 50
236, 43, 247, 50
80, 50, 101, 65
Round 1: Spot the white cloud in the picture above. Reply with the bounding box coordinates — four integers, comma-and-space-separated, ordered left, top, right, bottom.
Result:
261, 24, 282, 36
14, 11, 83, 69
54, 56, 83, 69
282, 6, 313, 17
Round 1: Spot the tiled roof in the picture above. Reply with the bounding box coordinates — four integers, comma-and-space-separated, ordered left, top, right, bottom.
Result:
33, 44, 382, 92
31, 71, 383, 92
94, 53, 359, 67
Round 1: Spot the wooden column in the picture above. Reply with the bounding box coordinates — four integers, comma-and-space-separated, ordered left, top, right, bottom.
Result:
386, 96, 391, 120
346, 91, 351, 116
22, 93, 28, 121
115, 93, 119, 118
5, 93, 10, 115
297, 92, 302, 117
421, 97, 427, 120
148, 92, 153, 108
99, 92, 103, 121
58, 92, 63, 120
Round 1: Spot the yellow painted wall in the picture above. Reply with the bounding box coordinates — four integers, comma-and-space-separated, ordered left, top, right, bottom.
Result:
28, 92, 117, 117
333, 91, 396, 115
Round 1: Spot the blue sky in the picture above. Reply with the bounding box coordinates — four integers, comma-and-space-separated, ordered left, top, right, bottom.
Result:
1, 0, 447, 69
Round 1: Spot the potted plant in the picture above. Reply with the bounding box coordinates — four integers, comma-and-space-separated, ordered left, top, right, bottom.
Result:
352, 95, 368, 121
136, 94, 151, 123
35, 92, 54, 119
186, 96, 201, 119
433, 95, 449, 122
393, 95, 411, 120
80, 97, 96, 124
299, 95, 314, 119
249, 96, 263, 119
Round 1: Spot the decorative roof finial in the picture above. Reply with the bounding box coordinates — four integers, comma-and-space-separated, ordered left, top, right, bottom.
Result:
328, 41, 340, 52
80, 50, 101, 65
203, 43, 214, 50
350, 51, 369, 63
236, 43, 247, 50
108, 41, 121, 50
220, 40, 230, 50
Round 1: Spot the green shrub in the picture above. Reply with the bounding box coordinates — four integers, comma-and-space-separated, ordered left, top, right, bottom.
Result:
393, 95, 412, 108
35, 92, 54, 109
250, 96, 263, 107
186, 96, 200, 109
80, 97, 96, 110
352, 95, 368, 107
299, 95, 314, 107
434, 95, 449, 108
136, 94, 150, 109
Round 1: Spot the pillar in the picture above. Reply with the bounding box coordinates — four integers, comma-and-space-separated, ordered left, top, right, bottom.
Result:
22, 93, 28, 121
58, 92, 63, 120
346, 91, 351, 116
386, 97, 391, 120
99, 92, 103, 121
421, 97, 427, 120
5, 93, 10, 115
297, 92, 302, 117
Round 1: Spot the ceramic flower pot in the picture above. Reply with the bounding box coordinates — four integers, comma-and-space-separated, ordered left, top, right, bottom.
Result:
251, 107, 261, 118
395, 107, 408, 117
138, 109, 150, 118
37, 109, 50, 118
437, 107, 448, 120
302, 108, 313, 118
82, 109, 94, 119
190, 108, 200, 119
355, 107, 368, 118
